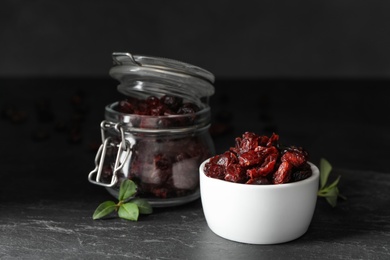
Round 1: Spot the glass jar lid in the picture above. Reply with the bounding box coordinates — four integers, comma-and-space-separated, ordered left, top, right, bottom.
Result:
109, 52, 215, 104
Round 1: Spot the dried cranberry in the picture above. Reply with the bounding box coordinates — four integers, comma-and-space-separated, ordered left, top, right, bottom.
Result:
203, 132, 312, 185
160, 95, 183, 111
135, 100, 150, 115
113, 95, 201, 129
234, 132, 261, 154
209, 151, 238, 167
266, 132, 279, 147
273, 161, 293, 184
177, 102, 200, 114
154, 154, 172, 171
281, 146, 308, 166
2, 106, 28, 124
239, 150, 262, 167
150, 104, 165, 116
225, 164, 246, 183
204, 163, 225, 180
117, 99, 136, 114
246, 158, 277, 179
146, 96, 161, 107
291, 162, 312, 182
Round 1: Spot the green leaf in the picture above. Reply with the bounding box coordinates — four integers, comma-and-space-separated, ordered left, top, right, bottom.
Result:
118, 202, 139, 221
93, 179, 153, 221
132, 198, 153, 214
118, 179, 137, 201
93, 201, 117, 220
319, 158, 332, 189
324, 187, 340, 207
317, 185, 339, 207
317, 158, 346, 208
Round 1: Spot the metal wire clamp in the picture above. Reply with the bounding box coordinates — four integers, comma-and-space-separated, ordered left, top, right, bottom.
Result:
88, 121, 131, 187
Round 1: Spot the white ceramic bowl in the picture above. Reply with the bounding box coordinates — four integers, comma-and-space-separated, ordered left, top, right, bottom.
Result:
199, 159, 319, 244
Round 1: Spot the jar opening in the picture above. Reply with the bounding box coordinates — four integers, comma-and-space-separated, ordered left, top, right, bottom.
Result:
105, 102, 211, 132
117, 80, 211, 109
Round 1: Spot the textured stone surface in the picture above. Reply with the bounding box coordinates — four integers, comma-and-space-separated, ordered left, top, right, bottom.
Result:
1, 169, 389, 259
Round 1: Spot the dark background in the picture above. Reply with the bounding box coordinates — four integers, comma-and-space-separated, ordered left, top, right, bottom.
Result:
1, 1, 390, 172
2, 0, 390, 78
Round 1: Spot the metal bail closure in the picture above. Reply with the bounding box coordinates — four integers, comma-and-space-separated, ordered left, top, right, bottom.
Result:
88, 121, 131, 187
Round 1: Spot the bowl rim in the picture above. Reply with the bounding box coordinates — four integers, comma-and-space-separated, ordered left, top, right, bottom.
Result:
200, 159, 319, 190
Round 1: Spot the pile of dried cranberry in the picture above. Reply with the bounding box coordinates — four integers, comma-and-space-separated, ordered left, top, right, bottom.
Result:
103, 94, 212, 199
204, 132, 312, 184
114, 95, 203, 129
116, 95, 200, 116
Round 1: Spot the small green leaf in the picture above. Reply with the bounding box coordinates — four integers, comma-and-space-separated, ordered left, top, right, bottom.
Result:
118, 179, 137, 201
319, 158, 332, 189
118, 202, 139, 221
132, 198, 153, 214
93, 179, 153, 221
93, 201, 117, 220
324, 187, 340, 207
317, 158, 346, 208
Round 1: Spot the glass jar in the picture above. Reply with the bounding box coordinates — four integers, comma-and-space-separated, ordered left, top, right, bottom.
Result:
88, 52, 215, 207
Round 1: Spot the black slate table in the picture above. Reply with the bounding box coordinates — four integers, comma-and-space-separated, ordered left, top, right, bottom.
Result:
1, 78, 389, 259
